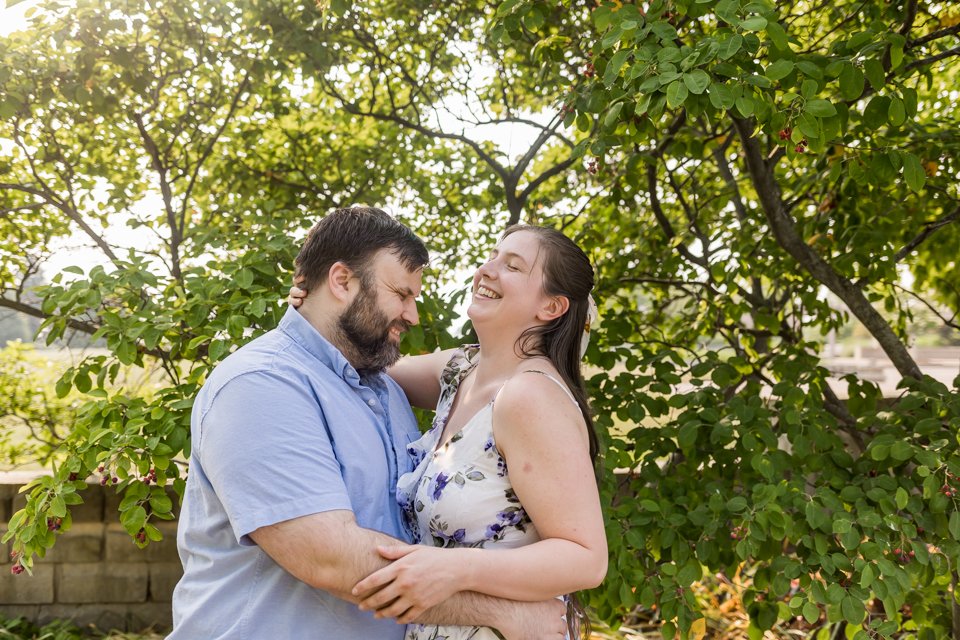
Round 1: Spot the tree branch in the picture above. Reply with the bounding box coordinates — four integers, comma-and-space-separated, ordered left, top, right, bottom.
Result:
180, 72, 252, 239
905, 45, 960, 72
133, 112, 181, 281
0, 297, 100, 336
908, 24, 960, 48
0, 183, 119, 262
730, 116, 922, 380
894, 204, 960, 264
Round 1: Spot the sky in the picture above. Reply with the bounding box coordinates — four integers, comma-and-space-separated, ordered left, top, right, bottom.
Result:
1, 0, 554, 283
1, 0, 38, 36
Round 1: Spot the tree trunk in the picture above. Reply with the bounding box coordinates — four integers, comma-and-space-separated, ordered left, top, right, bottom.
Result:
731, 117, 923, 381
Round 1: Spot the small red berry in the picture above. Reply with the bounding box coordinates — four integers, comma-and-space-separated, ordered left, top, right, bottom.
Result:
795, 145, 805, 153
778, 127, 792, 140
97, 465, 105, 473
99, 476, 108, 486
908, 550, 915, 558
11, 562, 24, 575
112, 476, 119, 485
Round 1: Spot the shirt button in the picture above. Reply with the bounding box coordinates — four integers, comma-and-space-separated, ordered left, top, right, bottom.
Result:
368, 398, 376, 406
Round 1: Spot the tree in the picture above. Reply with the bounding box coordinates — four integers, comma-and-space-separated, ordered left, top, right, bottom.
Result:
489, 0, 960, 636
2, 0, 959, 637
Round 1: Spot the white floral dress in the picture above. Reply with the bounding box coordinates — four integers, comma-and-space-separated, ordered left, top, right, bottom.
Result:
397, 346, 577, 640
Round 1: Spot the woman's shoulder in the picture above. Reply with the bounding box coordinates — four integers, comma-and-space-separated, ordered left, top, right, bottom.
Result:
494, 364, 579, 419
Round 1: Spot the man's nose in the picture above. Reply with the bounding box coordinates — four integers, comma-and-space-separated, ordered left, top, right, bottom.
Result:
402, 299, 420, 326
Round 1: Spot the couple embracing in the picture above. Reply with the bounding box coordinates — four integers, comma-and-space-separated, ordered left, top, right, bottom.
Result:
168, 207, 607, 639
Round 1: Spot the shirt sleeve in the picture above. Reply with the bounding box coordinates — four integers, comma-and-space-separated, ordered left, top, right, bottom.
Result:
197, 369, 353, 545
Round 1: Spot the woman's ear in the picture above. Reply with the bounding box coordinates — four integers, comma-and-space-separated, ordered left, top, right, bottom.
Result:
537, 295, 570, 322
327, 261, 357, 302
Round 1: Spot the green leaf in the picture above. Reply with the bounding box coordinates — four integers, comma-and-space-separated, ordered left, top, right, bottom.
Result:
804, 99, 836, 117
765, 21, 790, 51
902, 153, 925, 193
666, 80, 689, 108
708, 82, 736, 109
802, 601, 820, 624
863, 58, 885, 90
604, 49, 631, 87
661, 621, 676, 640
797, 112, 821, 139
682, 70, 711, 94
651, 21, 678, 42
50, 496, 67, 518
718, 34, 743, 60
863, 96, 890, 130
949, 511, 960, 540
603, 102, 624, 129
841, 595, 865, 625
765, 59, 794, 81
740, 17, 767, 31
735, 95, 754, 117
859, 563, 875, 589
839, 64, 865, 100
727, 496, 748, 512
640, 499, 661, 512
55, 376, 73, 399
895, 487, 908, 510
888, 97, 906, 126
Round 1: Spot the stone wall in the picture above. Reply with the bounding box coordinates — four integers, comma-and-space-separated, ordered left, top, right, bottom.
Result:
0, 473, 179, 632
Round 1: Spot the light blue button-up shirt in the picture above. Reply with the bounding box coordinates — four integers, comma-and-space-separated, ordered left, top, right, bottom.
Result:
169, 306, 420, 639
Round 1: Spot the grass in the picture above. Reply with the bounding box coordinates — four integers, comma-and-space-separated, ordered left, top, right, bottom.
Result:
0, 617, 167, 640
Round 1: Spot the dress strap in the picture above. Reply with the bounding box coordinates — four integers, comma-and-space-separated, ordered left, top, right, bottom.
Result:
519, 370, 580, 410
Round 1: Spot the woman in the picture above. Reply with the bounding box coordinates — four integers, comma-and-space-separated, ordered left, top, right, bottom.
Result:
294, 225, 606, 639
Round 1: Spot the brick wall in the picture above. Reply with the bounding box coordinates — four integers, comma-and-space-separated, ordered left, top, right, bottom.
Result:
0, 473, 179, 632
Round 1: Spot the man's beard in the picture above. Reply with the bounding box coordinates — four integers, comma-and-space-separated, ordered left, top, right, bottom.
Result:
336, 283, 408, 374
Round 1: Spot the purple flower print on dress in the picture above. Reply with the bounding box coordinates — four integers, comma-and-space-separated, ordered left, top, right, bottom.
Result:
484, 505, 528, 540
431, 472, 450, 501
435, 527, 466, 545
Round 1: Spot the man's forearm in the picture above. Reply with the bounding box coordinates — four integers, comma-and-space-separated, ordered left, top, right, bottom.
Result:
251, 510, 401, 602
414, 590, 519, 628
415, 591, 566, 640
252, 511, 550, 633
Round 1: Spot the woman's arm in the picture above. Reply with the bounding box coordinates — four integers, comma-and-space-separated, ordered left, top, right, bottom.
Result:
387, 348, 456, 410
353, 372, 607, 619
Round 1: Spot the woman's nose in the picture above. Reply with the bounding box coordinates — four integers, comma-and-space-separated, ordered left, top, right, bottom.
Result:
477, 260, 498, 279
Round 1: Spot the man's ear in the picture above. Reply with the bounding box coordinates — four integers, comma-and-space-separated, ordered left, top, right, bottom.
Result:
537, 295, 570, 322
327, 262, 357, 302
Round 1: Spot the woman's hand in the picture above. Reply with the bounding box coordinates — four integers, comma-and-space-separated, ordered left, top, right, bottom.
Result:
287, 277, 307, 308
352, 544, 466, 623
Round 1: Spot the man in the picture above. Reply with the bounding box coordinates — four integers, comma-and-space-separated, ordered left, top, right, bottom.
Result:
169, 207, 564, 639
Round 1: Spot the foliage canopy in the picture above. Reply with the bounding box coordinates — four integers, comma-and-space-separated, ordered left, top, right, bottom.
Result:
1, 0, 959, 637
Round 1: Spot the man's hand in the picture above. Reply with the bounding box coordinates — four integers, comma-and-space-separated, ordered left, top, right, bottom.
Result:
495, 597, 567, 640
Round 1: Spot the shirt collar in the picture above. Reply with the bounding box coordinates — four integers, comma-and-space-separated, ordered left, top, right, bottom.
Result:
277, 305, 364, 386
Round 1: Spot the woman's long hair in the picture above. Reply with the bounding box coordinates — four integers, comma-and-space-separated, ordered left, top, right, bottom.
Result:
503, 224, 598, 638
505, 224, 598, 463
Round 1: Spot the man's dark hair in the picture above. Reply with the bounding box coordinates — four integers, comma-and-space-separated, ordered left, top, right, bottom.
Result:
294, 207, 429, 291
